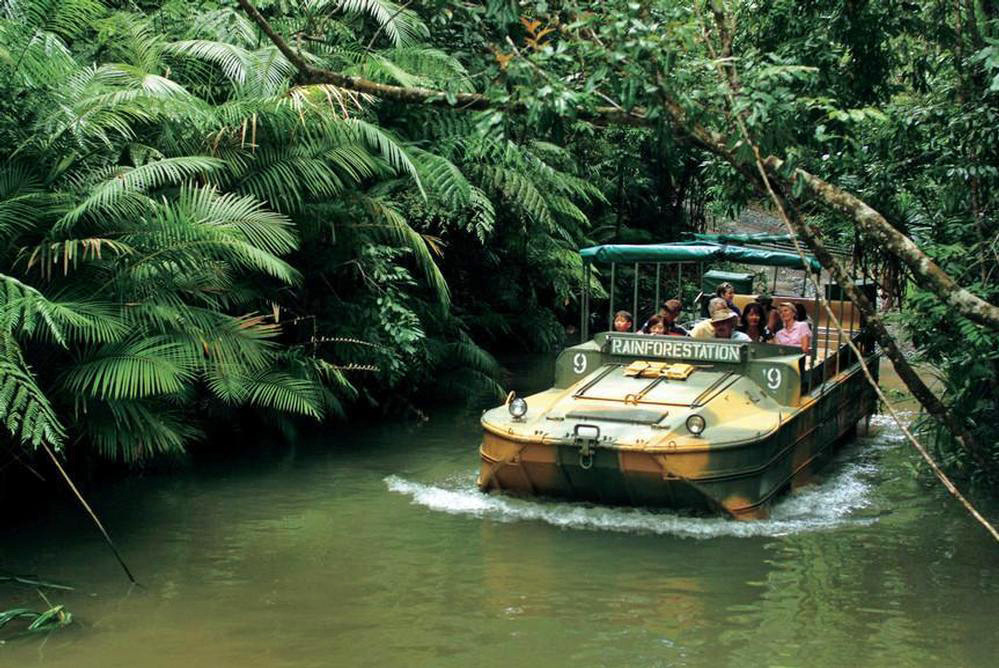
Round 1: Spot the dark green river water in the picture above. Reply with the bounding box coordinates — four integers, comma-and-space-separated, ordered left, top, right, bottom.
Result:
2, 358, 998, 667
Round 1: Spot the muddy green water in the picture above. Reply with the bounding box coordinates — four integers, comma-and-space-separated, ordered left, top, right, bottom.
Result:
2, 358, 998, 667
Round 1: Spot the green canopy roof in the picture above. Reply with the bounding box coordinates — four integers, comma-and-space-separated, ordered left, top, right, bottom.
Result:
579, 242, 821, 271
692, 232, 794, 244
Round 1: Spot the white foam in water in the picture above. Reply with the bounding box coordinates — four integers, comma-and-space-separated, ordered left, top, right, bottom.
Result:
385, 459, 879, 539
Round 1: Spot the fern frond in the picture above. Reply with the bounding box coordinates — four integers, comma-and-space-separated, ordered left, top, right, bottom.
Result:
0, 333, 65, 448
410, 148, 471, 208
474, 164, 554, 229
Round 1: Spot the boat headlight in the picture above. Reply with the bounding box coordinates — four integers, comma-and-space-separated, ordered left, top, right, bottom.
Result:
509, 397, 528, 419
686, 414, 706, 436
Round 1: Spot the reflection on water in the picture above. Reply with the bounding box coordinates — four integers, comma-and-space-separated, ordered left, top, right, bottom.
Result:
1, 360, 998, 667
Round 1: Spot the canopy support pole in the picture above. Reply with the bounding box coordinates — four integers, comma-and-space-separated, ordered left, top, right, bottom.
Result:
632, 263, 639, 332
837, 288, 845, 372
812, 273, 820, 392
772, 266, 778, 292
678, 264, 683, 300
608, 263, 616, 331
580, 264, 587, 342
654, 264, 661, 315
822, 284, 831, 386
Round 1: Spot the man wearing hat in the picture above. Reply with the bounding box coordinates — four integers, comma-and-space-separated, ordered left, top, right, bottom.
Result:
708, 308, 752, 341
690, 297, 729, 339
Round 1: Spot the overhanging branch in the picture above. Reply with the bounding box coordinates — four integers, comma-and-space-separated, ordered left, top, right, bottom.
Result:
235, 0, 649, 126
237, 0, 999, 332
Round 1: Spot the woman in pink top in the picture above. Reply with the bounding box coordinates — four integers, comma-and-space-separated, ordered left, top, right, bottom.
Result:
774, 302, 811, 353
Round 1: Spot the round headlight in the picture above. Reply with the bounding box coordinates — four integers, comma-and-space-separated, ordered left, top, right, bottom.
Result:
509, 397, 528, 419
686, 414, 706, 436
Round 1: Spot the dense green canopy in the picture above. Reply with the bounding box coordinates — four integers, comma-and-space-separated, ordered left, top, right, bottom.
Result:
579, 242, 821, 271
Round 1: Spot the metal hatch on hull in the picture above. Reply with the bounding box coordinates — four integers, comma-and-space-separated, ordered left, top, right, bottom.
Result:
570, 364, 735, 408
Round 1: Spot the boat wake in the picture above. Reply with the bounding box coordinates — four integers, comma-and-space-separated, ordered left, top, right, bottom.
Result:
384, 457, 881, 539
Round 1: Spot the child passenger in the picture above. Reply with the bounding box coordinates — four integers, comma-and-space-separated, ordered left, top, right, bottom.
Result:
642, 315, 666, 335
660, 299, 688, 336
613, 310, 634, 333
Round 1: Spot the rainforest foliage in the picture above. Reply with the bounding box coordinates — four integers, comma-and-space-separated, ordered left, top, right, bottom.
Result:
1, 0, 998, 482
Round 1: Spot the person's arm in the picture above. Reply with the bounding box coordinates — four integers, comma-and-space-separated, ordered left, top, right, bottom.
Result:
800, 323, 811, 353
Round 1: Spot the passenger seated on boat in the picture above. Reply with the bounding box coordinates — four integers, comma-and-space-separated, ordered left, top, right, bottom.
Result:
716, 282, 741, 317
639, 299, 688, 335
690, 297, 728, 339
739, 302, 773, 342
660, 299, 688, 336
766, 307, 782, 339
613, 310, 633, 333
710, 309, 752, 342
774, 301, 811, 352
642, 314, 666, 335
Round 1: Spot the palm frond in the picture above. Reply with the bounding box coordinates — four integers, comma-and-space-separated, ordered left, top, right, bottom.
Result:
0, 20, 76, 87
57, 156, 224, 232
178, 185, 299, 256
190, 7, 258, 47
336, 0, 429, 47
81, 398, 204, 462
120, 186, 300, 285
1, 0, 104, 39
344, 119, 423, 194
123, 304, 279, 368
163, 39, 253, 85
1, 272, 125, 345
0, 164, 50, 241
61, 335, 198, 400
22, 237, 134, 278
207, 367, 323, 419
354, 193, 450, 306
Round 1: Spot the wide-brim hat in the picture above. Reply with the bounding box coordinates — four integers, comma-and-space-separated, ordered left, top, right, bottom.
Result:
710, 309, 739, 324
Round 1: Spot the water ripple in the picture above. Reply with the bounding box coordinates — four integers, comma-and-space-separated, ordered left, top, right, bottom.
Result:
385, 458, 879, 539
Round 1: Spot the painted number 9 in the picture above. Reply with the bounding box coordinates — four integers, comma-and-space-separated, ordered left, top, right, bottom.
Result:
765, 367, 782, 390
573, 353, 588, 375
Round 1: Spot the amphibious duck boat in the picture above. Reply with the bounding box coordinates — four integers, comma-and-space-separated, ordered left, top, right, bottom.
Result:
478, 236, 879, 519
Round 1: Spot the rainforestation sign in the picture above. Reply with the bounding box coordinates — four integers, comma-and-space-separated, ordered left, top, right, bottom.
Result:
606, 335, 746, 364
